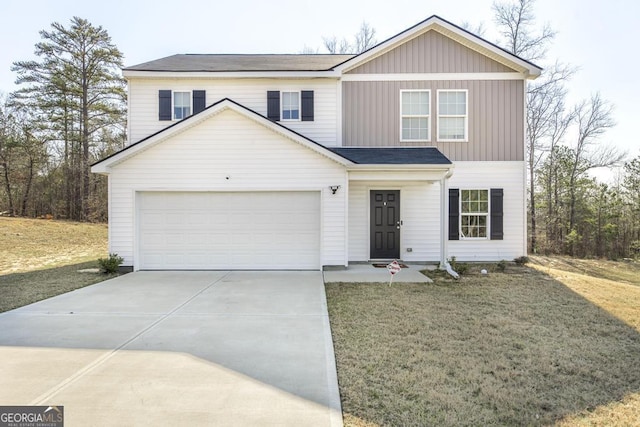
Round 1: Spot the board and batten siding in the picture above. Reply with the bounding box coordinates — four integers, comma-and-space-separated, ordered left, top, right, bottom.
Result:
348, 181, 441, 262
346, 30, 516, 74
447, 161, 526, 261
109, 109, 347, 269
342, 79, 524, 161
127, 78, 339, 146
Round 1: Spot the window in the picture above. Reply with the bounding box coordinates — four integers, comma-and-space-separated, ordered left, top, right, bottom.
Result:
173, 91, 191, 120
460, 189, 489, 239
401, 90, 430, 141
438, 90, 468, 141
281, 92, 300, 120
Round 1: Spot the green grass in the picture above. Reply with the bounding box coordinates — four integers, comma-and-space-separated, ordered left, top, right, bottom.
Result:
326, 261, 640, 426
0, 217, 108, 274
0, 261, 119, 313
0, 217, 113, 313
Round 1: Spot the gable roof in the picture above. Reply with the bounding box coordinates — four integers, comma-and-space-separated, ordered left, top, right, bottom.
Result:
334, 15, 541, 78
124, 54, 354, 73
92, 98, 454, 173
91, 98, 353, 173
123, 15, 540, 79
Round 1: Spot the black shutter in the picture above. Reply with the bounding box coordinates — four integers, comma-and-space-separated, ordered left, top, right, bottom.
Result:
490, 188, 504, 240
301, 90, 314, 121
159, 90, 172, 121
267, 91, 280, 121
193, 90, 206, 114
449, 188, 460, 240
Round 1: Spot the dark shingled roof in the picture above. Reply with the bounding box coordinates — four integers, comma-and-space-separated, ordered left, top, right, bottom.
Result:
329, 148, 452, 165
125, 54, 356, 72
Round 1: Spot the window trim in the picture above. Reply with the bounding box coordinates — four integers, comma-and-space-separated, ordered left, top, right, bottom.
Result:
281, 91, 301, 122
172, 90, 192, 121
400, 89, 431, 142
437, 89, 468, 142
459, 188, 490, 240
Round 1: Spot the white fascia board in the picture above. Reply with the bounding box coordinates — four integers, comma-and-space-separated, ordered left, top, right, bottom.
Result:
348, 168, 452, 182
122, 70, 342, 79
342, 72, 525, 81
334, 16, 541, 79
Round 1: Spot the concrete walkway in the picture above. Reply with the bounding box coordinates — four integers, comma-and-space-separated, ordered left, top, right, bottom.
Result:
323, 263, 433, 283
0, 271, 342, 427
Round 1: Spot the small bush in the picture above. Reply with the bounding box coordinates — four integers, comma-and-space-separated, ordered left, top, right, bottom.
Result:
448, 256, 469, 275
98, 253, 124, 274
496, 260, 507, 272
514, 256, 529, 265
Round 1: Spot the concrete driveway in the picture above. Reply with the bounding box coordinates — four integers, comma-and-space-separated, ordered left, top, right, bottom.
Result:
0, 271, 342, 426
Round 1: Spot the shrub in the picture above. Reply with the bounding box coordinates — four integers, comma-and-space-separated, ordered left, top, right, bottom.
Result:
98, 253, 124, 274
496, 260, 507, 272
514, 256, 529, 265
448, 256, 469, 275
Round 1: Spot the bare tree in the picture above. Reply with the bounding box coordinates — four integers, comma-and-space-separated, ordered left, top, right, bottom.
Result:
460, 21, 487, 37
320, 21, 377, 54
526, 62, 575, 251
567, 94, 622, 231
492, 0, 562, 253
354, 21, 377, 52
493, 0, 555, 61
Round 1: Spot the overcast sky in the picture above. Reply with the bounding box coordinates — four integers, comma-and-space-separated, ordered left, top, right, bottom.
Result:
1, 0, 638, 170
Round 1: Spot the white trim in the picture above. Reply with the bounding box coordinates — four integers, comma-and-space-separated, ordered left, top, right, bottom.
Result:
400, 89, 431, 143
342, 72, 525, 82
123, 70, 342, 79
459, 188, 490, 240
343, 171, 349, 267
92, 99, 353, 173
522, 81, 528, 256
336, 80, 342, 146
437, 89, 468, 142
280, 90, 301, 122
172, 90, 192, 121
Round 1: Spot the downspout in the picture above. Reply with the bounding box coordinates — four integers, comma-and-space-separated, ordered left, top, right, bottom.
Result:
439, 168, 454, 271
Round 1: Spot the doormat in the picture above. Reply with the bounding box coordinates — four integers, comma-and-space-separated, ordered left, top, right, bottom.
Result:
372, 263, 409, 268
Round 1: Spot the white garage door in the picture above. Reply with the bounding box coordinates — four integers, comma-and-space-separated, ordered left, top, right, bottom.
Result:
138, 191, 320, 270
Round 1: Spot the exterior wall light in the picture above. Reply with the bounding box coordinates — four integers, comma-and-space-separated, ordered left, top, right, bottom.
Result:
329, 185, 341, 194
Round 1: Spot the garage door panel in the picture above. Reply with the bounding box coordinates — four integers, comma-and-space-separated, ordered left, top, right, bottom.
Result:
138, 192, 320, 270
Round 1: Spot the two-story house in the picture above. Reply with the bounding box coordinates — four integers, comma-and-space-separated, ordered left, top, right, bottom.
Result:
92, 15, 541, 271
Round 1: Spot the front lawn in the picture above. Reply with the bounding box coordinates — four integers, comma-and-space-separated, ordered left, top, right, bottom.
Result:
0, 217, 113, 312
325, 259, 640, 426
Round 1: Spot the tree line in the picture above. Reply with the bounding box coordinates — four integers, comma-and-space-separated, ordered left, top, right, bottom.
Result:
1, 6, 638, 259
491, 0, 638, 258
0, 17, 126, 222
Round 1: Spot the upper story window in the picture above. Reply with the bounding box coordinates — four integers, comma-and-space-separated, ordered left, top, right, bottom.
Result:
437, 90, 468, 141
460, 189, 488, 239
400, 90, 430, 141
173, 91, 192, 120
281, 91, 300, 120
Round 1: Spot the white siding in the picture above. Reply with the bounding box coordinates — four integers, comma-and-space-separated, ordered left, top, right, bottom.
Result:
447, 161, 526, 261
128, 78, 339, 146
348, 181, 441, 262
109, 109, 347, 269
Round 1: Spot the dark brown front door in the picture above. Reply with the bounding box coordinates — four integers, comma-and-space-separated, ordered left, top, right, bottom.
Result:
370, 190, 400, 259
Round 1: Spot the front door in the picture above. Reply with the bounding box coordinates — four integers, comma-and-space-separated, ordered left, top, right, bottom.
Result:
370, 190, 400, 259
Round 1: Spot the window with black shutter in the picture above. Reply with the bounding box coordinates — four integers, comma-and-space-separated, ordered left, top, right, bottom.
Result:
267, 91, 280, 121
158, 90, 172, 121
